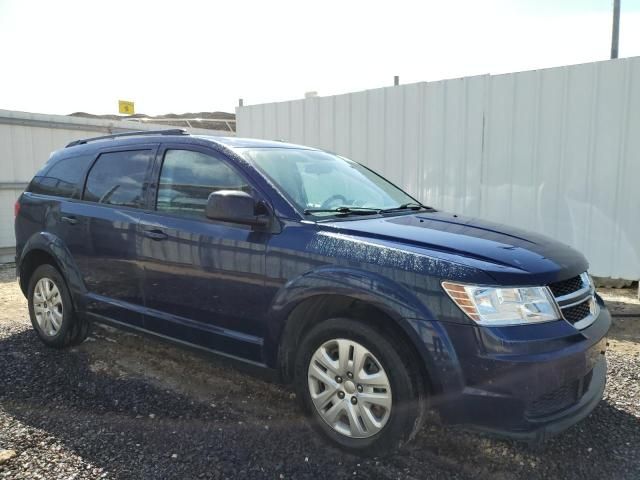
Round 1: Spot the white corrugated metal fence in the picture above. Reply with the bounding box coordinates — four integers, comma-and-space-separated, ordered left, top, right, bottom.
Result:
237, 57, 640, 281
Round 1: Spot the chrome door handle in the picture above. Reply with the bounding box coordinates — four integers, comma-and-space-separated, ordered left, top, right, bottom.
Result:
61, 215, 78, 225
143, 229, 168, 241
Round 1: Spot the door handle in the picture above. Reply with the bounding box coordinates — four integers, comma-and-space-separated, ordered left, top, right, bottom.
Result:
143, 229, 168, 241
61, 215, 78, 225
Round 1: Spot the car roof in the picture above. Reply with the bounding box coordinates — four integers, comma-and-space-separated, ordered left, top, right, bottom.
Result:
195, 136, 317, 150
60, 129, 318, 155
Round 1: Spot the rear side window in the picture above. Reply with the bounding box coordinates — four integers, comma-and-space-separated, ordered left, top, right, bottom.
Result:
84, 150, 153, 208
29, 154, 92, 198
156, 149, 249, 217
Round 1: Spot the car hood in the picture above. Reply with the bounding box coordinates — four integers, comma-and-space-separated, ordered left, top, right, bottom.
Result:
322, 211, 588, 285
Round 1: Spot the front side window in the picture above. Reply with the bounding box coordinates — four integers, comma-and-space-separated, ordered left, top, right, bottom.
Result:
241, 148, 416, 216
156, 149, 249, 217
84, 150, 152, 208
29, 154, 92, 198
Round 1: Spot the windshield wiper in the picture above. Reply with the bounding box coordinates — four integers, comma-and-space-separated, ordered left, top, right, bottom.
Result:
303, 206, 381, 216
304, 203, 435, 216
379, 202, 435, 213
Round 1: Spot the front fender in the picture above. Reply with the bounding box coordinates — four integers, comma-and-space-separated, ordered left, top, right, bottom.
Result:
264, 265, 465, 394
18, 231, 87, 310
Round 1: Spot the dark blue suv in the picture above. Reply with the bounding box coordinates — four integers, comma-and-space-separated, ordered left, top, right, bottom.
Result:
14, 129, 610, 454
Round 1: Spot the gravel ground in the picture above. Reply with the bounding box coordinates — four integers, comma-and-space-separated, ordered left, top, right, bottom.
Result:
0, 265, 638, 479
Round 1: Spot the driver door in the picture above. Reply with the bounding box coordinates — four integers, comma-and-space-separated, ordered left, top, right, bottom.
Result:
138, 145, 271, 362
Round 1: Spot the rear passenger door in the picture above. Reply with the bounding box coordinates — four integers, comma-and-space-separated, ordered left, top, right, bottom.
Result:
79, 145, 157, 327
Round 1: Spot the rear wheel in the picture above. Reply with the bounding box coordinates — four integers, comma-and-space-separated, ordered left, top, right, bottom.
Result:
294, 318, 425, 455
27, 264, 89, 348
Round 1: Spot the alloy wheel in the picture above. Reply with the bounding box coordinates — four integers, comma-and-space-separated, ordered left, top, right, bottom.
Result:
33, 277, 63, 337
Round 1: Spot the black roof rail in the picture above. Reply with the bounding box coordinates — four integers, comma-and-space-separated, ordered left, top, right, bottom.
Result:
65, 129, 188, 148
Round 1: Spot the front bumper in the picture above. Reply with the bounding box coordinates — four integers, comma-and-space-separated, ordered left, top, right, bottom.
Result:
434, 301, 611, 441
470, 355, 606, 443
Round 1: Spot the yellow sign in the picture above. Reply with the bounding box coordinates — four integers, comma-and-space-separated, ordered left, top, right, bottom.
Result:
118, 100, 135, 115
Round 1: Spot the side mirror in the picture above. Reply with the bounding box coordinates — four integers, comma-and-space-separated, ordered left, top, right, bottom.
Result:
205, 190, 270, 227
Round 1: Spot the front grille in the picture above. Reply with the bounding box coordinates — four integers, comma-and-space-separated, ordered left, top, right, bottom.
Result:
527, 380, 580, 418
563, 300, 592, 324
549, 275, 583, 297
547, 272, 596, 328
526, 369, 593, 419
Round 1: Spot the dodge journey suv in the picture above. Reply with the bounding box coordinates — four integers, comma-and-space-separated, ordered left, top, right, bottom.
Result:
14, 129, 610, 454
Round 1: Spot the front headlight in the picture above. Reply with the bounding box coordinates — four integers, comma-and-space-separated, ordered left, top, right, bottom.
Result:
442, 282, 561, 326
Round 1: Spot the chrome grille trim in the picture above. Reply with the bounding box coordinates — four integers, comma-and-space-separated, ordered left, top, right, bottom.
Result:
550, 272, 598, 330
572, 302, 599, 330
554, 285, 593, 306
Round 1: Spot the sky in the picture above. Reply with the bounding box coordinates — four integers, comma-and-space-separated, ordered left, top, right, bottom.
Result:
0, 0, 639, 116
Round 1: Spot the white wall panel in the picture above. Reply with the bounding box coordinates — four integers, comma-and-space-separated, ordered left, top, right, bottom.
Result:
350, 91, 368, 171
318, 96, 334, 149
367, 88, 387, 176
334, 94, 351, 157
614, 59, 640, 280
237, 57, 640, 281
461, 76, 486, 219
399, 83, 421, 199
276, 102, 290, 141
0, 190, 21, 249
289, 100, 305, 145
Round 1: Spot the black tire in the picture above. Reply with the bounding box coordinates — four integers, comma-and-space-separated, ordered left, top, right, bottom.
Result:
27, 264, 90, 348
294, 317, 425, 455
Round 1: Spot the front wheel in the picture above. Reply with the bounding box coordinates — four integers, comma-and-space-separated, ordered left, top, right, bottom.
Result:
294, 318, 425, 455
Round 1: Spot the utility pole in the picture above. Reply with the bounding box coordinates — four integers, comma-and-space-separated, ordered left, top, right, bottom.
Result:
611, 0, 621, 59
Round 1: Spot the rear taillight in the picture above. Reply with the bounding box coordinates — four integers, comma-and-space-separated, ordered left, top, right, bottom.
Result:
14, 200, 20, 218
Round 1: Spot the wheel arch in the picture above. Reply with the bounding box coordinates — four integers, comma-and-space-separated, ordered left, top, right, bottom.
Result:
19, 249, 61, 294
265, 267, 458, 396
17, 232, 87, 309
279, 295, 433, 387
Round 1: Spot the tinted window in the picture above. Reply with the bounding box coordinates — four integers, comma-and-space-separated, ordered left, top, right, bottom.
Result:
29, 154, 92, 198
84, 150, 152, 208
156, 149, 249, 217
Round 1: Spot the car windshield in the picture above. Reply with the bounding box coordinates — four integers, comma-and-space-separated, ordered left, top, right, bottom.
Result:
241, 148, 417, 217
